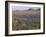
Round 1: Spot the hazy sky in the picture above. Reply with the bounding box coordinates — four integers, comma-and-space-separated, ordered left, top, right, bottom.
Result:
12, 6, 40, 11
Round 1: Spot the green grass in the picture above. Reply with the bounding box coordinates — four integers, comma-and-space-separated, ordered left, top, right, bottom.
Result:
12, 16, 40, 30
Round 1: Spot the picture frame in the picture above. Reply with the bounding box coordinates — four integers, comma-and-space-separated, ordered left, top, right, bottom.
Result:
5, 1, 45, 36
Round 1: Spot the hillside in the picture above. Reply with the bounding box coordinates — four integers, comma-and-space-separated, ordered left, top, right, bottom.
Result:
12, 10, 40, 30
13, 10, 40, 15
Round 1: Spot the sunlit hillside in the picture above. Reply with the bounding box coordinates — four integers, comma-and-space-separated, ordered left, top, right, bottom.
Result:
12, 10, 40, 16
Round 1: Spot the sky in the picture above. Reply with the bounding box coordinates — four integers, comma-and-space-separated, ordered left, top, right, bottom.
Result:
12, 6, 40, 11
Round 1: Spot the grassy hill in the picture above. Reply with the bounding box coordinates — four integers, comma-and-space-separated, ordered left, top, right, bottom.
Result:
12, 10, 40, 30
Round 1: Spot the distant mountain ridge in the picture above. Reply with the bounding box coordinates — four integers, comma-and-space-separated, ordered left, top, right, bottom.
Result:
13, 10, 40, 15
12, 10, 40, 18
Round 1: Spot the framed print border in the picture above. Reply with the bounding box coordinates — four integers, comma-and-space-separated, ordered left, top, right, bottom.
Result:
5, 1, 45, 36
